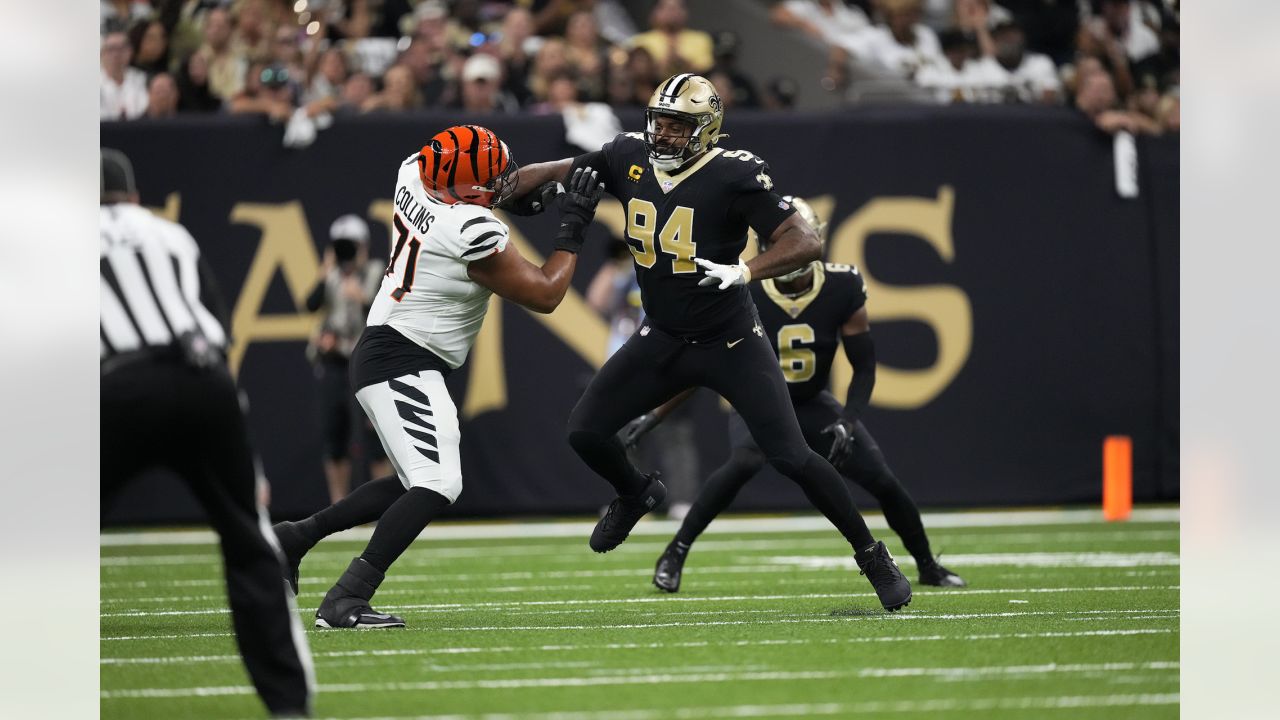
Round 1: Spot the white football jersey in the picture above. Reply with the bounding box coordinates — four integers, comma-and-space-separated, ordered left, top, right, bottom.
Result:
366, 153, 509, 369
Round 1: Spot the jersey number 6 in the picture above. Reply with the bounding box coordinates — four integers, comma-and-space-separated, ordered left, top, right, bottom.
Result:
626, 199, 697, 274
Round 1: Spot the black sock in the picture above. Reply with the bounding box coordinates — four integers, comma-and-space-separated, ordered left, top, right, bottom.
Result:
789, 452, 875, 550
298, 475, 407, 544
674, 447, 761, 546
846, 467, 934, 566
567, 429, 650, 496
359, 487, 450, 573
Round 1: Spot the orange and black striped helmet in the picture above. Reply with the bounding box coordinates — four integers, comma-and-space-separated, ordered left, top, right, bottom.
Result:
417, 125, 517, 208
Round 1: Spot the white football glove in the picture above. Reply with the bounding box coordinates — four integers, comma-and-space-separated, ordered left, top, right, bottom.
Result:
694, 258, 752, 290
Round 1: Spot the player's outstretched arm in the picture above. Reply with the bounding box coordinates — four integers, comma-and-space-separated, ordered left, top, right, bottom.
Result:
508, 159, 575, 203
839, 306, 876, 420
823, 306, 876, 465
468, 168, 606, 314
748, 213, 822, 281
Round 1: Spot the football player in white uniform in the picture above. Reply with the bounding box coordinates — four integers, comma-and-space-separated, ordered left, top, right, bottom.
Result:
274, 125, 604, 628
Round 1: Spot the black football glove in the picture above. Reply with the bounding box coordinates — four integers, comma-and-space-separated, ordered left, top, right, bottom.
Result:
498, 180, 562, 216
555, 168, 605, 254
821, 419, 856, 469
618, 413, 661, 450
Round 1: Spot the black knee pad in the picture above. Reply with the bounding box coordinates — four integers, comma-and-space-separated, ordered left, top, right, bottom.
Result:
727, 447, 768, 476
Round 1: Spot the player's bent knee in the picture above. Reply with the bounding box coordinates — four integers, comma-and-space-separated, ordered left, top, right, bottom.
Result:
728, 447, 768, 476
567, 428, 612, 456
765, 450, 813, 478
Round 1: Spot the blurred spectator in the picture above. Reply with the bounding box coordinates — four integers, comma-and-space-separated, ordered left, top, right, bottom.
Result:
454, 53, 519, 114
769, 0, 871, 49
762, 76, 799, 110
269, 25, 307, 81
229, 62, 297, 122
399, 37, 453, 107
129, 19, 172, 78
101, 31, 149, 120
629, 0, 714, 77
861, 0, 943, 78
338, 72, 376, 114
144, 72, 181, 118
101, 0, 151, 35
565, 11, 613, 102
593, 0, 640, 46
710, 31, 760, 109
317, 0, 374, 41
529, 38, 571, 104
197, 7, 249, 101
1074, 69, 1159, 135
496, 7, 537, 107
605, 61, 637, 107
915, 29, 993, 103
534, 70, 623, 151
176, 51, 223, 113
1131, 11, 1179, 92
362, 64, 423, 112
949, 0, 1012, 30
232, 0, 275, 64
622, 46, 660, 106
1084, 0, 1160, 63
303, 47, 350, 107
306, 214, 389, 503
983, 21, 1063, 104
1000, 0, 1080, 65
530, 0, 595, 38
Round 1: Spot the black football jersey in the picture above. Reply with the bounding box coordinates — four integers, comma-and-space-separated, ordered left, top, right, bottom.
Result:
750, 262, 868, 403
574, 133, 795, 336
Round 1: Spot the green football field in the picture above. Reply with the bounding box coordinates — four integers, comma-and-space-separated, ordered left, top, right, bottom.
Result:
101, 507, 1179, 719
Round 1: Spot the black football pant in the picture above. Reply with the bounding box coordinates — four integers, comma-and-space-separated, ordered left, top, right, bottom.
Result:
677, 391, 934, 565
102, 358, 313, 717
566, 315, 875, 550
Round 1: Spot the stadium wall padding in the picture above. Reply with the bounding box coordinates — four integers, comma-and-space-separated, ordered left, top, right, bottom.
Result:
101, 107, 1179, 524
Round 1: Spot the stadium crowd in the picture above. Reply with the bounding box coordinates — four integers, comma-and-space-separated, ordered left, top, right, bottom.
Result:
101, 0, 1178, 135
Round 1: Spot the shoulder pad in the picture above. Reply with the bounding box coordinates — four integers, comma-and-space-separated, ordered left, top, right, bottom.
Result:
717, 148, 775, 191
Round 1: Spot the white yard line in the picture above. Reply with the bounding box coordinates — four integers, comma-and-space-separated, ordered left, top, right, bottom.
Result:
101, 609, 1177, 641
98, 584, 1178, 618
306, 694, 1181, 720
101, 507, 1179, 547
101, 661, 1178, 699
101, 627, 1175, 666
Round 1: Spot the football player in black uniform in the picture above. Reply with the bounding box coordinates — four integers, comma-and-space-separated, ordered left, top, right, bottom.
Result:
506, 73, 911, 611
621, 197, 968, 593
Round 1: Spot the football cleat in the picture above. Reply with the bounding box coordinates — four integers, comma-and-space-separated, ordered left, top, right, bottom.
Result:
918, 558, 968, 588
653, 542, 688, 593
855, 540, 913, 612
271, 520, 309, 596
590, 475, 667, 553
314, 596, 405, 629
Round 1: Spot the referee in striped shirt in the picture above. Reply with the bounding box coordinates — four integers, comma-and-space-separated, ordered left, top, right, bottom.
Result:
100, 148, 314, 717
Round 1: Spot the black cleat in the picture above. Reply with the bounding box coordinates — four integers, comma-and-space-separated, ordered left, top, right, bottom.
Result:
653, 542, 688, 593
918, 558, 967, 588
272, 520, 309, 596
590, 475, 666, 553
855, 540, 913, 612
314, 597, 405, 629
314, 557, 405, 629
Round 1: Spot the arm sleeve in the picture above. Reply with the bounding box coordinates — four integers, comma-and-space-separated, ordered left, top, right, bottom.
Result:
570, 149, 609, 177
840, 332, 876, 421
455, 213, 510, 263
304, 277, 326, 312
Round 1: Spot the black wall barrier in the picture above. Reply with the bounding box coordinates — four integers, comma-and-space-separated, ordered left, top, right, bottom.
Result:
101, 106, 1179, 524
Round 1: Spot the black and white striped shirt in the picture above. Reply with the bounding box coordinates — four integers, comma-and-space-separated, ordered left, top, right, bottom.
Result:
100, 203, 228, 363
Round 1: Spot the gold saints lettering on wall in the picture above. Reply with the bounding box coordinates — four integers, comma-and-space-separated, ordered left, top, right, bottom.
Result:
826, 186, 973, 409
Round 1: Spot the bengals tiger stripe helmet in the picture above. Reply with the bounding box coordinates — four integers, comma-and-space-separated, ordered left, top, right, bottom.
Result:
417, 125, 518, 208
645, 73, 724, 171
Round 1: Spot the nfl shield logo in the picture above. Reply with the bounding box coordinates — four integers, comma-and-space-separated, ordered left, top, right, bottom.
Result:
661, 180, 674, 192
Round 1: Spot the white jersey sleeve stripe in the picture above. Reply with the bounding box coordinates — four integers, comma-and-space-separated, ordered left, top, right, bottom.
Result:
101, 279, 142, 353
106, 249, 173, 345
